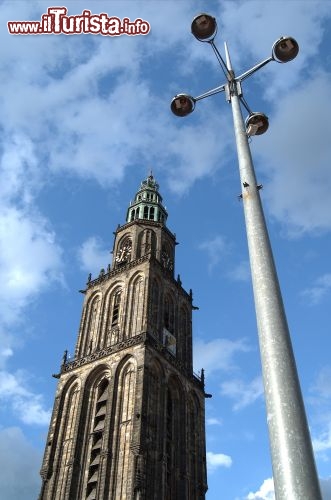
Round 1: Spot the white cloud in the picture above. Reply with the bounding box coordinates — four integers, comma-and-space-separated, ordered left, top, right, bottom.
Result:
301, 273, 331, 305
313, 423, 331, 455
0, 131, 63, 331
220, 376, 263, 411
308, 367, 331, 463
313, 366, 331, 400
0, 427, 41, 500
193, 337, 250, 375
0, 206, 63, 326
78, 236, 110, 275
0, 104, 64, 421
0, 331, 16, 371
0, 370, 51, 426
198, 235, 231, 273
164, 111, 232, 194
0, 348, 13, 360
0, 133, 40, 205
0, 1, 229, 195
0, 132, 63, 325
246, 475, 331, 500
254, 73, 331, 235
207, 417, 222, 426
207, 451, 232, 471
246, 478, 275, 500
0, 79, 64, 378
228, 260, 250, 282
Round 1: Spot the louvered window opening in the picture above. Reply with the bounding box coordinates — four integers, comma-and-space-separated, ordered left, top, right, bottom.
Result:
86, 380, 109, 499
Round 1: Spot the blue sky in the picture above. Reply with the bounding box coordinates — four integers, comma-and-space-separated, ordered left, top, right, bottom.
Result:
0, 1, 331, 499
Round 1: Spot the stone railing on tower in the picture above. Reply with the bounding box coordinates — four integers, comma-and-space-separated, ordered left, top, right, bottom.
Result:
61, 333, 146, 373
60, 329, 203, 390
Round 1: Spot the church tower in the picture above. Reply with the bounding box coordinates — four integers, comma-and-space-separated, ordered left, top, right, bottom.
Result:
39, 174, 208, 500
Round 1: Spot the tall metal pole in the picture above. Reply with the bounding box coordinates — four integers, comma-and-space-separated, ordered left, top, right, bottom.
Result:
226, 49, 322, 500
171, 14, 322, 498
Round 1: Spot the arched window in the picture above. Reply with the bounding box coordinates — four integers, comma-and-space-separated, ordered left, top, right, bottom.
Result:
128, 276, 144, 337
85, 378, 110, 500
78, 295, 101, 357
179, 307, 189, 335
50, 381, 81, 499
90, 297, 100, 341
104, 287, 123, 347
137, 229, 156, 258
178, 306, 190, 360
149, 206, 155, 220
165, 381, 184, 500
164, 295, 174, 333
145, 363, 163, 498
188, 396, 198, 498
166, 388, 173, 499
111, 291, 121, 327
113, 361, 136, 498
150, 279, 159, 337
188, 393, 204, 500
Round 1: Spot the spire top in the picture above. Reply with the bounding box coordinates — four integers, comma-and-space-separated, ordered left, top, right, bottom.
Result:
140, 172, 159, 191
126, 172, 168, 225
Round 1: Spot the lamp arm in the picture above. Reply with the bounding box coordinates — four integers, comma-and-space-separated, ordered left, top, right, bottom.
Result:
236, 56, 273, 83
195, 84, 226, 102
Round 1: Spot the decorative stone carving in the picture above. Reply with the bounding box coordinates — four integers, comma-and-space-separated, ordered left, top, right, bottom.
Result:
62, 334, 145, 373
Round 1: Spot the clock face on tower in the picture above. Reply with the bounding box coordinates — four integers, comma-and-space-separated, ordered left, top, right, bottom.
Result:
116, 238, 132, 264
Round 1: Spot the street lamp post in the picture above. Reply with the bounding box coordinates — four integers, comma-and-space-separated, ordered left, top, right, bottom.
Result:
171, 14, 322, 500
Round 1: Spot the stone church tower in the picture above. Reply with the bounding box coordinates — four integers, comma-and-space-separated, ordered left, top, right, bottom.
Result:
39, 174, 208, 500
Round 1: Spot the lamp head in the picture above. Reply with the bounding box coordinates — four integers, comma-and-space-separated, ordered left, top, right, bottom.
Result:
191, 13, 217, 41
170, 94, 195, 117
245, 113, 269, 136
272, 36, 299, 63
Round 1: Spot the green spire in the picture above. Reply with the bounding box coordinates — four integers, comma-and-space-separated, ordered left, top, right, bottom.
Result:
126, 173, 168, 224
